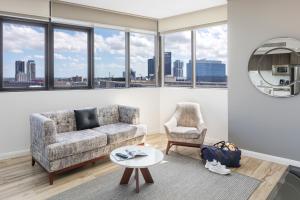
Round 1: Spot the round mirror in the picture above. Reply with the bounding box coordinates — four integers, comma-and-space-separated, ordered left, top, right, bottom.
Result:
248, 37, 300, 97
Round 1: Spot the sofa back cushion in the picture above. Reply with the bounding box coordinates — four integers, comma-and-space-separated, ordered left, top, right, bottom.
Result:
98, 105, 119, 126
42, 110, 76, 133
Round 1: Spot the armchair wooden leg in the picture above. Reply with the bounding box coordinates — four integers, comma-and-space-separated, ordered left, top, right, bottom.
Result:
31, 157, 35, 166
166, 141, 171, 155
49, 173, 54, 185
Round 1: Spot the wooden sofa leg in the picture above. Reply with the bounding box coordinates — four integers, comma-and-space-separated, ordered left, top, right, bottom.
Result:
49, 173, 54, 185
31, 157, 35, 166
166, 141, 171, 155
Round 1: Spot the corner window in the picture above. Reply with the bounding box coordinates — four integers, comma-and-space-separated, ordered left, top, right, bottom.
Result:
130, 32, 156, 87
195, 24, 227, 87
2, 21, 46, 89
53, 27, 89, 88
94, 27, 126, 88
164, 31, 192, 87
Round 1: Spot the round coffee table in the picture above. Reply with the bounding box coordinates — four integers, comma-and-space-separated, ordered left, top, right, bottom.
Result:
110, 145, 164, 193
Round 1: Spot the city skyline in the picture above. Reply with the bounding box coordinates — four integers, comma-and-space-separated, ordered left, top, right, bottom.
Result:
3, 23, 227, 85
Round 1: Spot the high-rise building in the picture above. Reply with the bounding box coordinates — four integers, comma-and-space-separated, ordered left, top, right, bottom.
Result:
27, 60, 36, 81
15, 61, 25, 81
164, 52, 172, 76
173, 60, 184, 78
147, 57, 155, 80
186, 59, 226, 83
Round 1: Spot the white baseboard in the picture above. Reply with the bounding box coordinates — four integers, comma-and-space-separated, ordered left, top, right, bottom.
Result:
242, 149, 300, 168
0, 149, 30, 161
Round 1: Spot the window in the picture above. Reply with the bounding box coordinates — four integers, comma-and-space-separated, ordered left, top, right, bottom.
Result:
195, 24, 227, 87
53, 26, 89, 88
130, 32, 156, 87
164, 31, 192, 87
2, 21, 46, 89
94, 27, 126, 88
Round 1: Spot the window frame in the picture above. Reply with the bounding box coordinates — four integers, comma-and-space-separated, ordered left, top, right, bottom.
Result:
0, 16, 49, 92
162, 30, 193, 88
194, 23, 228, 88
93, 26, 127, 89
50, 23, 93, 90
129, 31, 157, 88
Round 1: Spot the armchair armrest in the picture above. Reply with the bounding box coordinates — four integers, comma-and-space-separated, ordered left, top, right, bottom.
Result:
164, 116, 177, 134
118, 105, 140, 124
30, 113, 57, 147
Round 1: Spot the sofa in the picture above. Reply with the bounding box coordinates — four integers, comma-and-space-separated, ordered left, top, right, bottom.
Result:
30, 105, 147, 185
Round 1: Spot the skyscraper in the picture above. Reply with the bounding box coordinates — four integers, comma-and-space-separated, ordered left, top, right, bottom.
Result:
164, 52, 171, 76
15, 61, 25, 81
186, 59, 226, 83
173, 60, 183, 78
148, 57, 155, 80
27, 60, 36, 81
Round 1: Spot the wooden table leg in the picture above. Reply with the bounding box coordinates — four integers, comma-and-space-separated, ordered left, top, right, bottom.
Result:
135, 168, 139, 193
120, 168, 133, 184
140, 168, 154, 183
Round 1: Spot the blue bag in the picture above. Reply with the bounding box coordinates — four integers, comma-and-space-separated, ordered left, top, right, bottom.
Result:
201, 141, 241, 168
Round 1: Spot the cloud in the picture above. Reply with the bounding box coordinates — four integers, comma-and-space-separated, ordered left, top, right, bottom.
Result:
164, 24, 227, 65
54, 30, 87, 52
195, 25, 227, 64
34, 55, 44, 59
94, 31, 125, 56
3, 23, 44, 53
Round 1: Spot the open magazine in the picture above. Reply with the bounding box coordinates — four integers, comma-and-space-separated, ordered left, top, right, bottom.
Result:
113, 149, 148, 161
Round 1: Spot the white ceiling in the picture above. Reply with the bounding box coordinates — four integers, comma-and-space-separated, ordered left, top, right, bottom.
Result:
59, 0, 227, 19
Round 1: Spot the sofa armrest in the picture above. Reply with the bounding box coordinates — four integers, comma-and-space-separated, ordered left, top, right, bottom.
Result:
118, 105, 140, 125
30, 113, 57, 147
164, 116, 177, 134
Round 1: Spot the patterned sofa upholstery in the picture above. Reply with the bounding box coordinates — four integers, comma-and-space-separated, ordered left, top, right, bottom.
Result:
30, 105, 147, 184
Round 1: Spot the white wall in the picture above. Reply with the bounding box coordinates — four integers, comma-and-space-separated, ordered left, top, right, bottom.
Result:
0, 88, 160, 158
228, 0, 300, 161
0, 87, 228, 159
159, 88, 228, 142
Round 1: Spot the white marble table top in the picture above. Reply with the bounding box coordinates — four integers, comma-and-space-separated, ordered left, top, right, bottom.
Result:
110, 145, 164, 168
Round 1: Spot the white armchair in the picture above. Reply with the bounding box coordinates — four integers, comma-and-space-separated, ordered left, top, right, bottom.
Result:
164, 102, 207, 155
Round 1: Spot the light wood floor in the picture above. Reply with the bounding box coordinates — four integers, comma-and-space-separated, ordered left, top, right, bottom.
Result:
0, 134, 287, 200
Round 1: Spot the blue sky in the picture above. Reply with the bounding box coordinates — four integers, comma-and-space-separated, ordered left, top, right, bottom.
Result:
3, 22, 226, 79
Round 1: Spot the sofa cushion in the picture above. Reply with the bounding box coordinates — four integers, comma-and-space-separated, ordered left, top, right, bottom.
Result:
98, 105, 119, 126
74, 108, 100, 130
42, 110, 76, 133
169, 126, 201, 139
93, 123, 140, 144
46, 129, 107, 161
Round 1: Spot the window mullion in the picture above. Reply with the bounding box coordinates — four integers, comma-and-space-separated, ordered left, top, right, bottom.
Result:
125, 32, 130, 88
191, 30, 196, 88
0, 20, 3, 90
160, 35, 165, 87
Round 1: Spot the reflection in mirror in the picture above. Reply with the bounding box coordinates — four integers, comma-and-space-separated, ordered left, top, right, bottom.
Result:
248, 38, 300, 97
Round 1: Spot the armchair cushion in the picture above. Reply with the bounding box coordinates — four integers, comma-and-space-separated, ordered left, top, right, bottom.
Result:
74, 108, 100, 130
46, 129, 107, 161
169, 126, 201, 139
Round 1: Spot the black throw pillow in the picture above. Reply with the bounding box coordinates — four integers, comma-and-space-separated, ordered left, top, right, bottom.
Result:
74, 108, 100, 130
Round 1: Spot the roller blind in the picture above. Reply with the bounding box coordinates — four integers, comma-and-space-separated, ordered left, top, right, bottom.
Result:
159, 5, 227, 33
51, 2, 157, 32
0, 0, 50, 19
